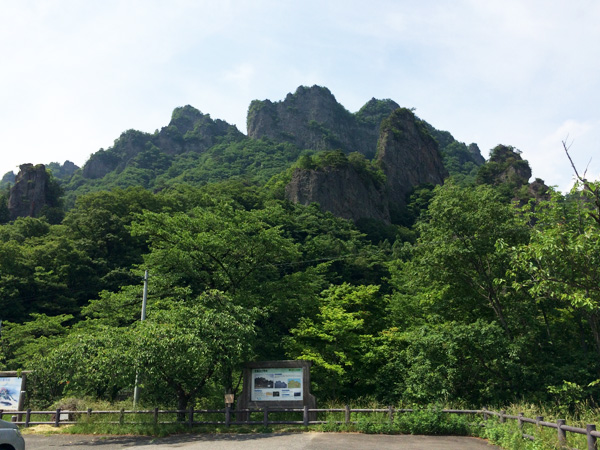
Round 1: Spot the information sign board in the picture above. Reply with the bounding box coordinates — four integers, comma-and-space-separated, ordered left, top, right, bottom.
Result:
0, 377, 23, 411
251, 368, 303, 401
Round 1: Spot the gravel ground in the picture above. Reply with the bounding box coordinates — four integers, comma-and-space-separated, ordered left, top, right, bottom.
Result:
24, 432, 501, 449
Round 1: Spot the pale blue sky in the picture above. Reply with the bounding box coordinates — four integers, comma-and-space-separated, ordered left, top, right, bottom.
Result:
1, 0, 599, 191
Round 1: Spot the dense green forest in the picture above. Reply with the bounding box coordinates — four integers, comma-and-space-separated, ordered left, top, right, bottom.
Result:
0, 100, 598, 416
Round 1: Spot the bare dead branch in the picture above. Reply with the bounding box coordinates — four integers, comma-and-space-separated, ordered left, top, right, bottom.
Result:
562, 140, 583, 182
562, 140, 600, 226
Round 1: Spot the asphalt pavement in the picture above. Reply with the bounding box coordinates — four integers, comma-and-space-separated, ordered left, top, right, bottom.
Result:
24, 432, 501, 449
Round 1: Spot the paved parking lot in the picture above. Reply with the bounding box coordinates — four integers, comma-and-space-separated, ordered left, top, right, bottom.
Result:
25, 432, 500, 449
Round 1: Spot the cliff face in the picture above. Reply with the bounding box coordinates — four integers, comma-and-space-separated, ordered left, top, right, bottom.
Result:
376, 108, 448, 207
247, 86, 398, 159
284, 108, 449, 223
285, 165, 390, 223
82, 105, 242, 179
8, 164, 53, 220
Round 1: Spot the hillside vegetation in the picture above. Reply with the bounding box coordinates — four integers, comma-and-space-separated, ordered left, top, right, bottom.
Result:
0, 87, 597, 419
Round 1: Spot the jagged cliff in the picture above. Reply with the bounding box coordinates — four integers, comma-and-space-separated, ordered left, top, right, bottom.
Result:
7, 164, 60, 220
376, 108, 448, 208
283, 108, 448, 223
0, 86, 516, 226
285, 161, 390, 223
247, 85, 399, 159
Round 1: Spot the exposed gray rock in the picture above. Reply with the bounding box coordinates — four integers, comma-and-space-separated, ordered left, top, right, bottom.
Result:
376, 108, 448, 208
8, 164, 52, 220
284, 107, 449, 223
285, 165, 390, 223
248, 86, 398, 159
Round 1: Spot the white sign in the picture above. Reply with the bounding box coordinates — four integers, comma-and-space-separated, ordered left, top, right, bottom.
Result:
251, 368, 303, 401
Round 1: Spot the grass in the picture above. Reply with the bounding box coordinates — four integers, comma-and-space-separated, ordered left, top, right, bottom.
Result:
471, 402, 600, 450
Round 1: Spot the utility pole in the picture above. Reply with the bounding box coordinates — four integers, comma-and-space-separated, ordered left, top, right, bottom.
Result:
133, 270, 149, 408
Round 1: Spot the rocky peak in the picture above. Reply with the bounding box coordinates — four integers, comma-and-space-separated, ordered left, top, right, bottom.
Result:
247, 85, 394, 159
355, 98, 400, 126
284, 107, 449, 224
477, 145, 532, 187
468, 143, 485, 165
8, 164, 57, 220
168, 105, 206, 135
81, 106, 242, 180
1, 170, 16, 188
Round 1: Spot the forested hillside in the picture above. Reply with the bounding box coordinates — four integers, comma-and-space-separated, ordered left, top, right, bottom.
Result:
0, 86, 597, 414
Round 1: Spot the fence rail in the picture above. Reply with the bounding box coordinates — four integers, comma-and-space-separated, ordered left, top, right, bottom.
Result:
1, 406, 598, 449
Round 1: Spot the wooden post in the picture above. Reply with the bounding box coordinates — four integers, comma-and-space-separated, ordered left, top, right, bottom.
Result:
518, 413, 524, 431
188, 406, 194, 428
345, 405, 350, 424
87, 408, 92, 422
500, 410, 506, 423
119, 408, 124, 425
263, 407, 269, 427
587, 424, 597, 450
225, 405, 231, 427
557, 419, 566, 447
482, 407, 488, 421
388, 405, 394, 425
303, 405, 309, 426
25, 409, 31, 427
54, 408, 61, 427
536, 416, 543, 429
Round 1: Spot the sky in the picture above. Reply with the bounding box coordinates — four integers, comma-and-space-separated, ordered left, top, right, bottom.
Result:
1, 0, 599, 192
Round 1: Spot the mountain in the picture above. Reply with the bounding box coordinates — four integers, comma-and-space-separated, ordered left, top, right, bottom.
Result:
1, 85, 503, 224
284, 107, 449, 223
247, 85, 399, 159
81, 105, 243, 180
6, 164, 63, 222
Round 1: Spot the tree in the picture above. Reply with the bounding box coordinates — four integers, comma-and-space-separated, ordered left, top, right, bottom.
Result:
406, 182, 531, 336
284, 283, 382, 399
130, 202, 300, 303
28, 291, 255, 411
510, 185, 600, 358
132, 291, 255, 414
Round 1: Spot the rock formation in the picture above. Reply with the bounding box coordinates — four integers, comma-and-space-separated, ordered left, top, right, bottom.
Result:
247, 85, 398, 159
284, 107, 449, 223
285, 163, 390, 223
82, 105, 242, 179
375, 108, 448, 208
8, 164, 55, 220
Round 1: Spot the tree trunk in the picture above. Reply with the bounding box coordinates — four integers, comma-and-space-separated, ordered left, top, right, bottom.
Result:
176, 386, 190, 422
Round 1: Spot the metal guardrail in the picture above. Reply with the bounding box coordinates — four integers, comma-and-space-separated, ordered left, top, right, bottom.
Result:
1, 406, 598, 449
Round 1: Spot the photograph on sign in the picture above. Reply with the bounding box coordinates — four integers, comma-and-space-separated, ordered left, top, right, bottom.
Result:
0, 377, 23, 410
251, 368, 303, 401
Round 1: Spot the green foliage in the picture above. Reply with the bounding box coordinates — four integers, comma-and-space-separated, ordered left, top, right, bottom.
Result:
0, 313, 73, 369
295, 150, 386, 187
285, 283, 383, 399
392, 408, 474, 435
374, 321, 522, 404
354, 98, 399, 128
156, 138, 302, 188
27, 291, 255, 410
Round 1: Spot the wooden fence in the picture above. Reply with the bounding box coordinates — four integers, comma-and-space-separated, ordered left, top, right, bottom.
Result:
2, 406, 599, 449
